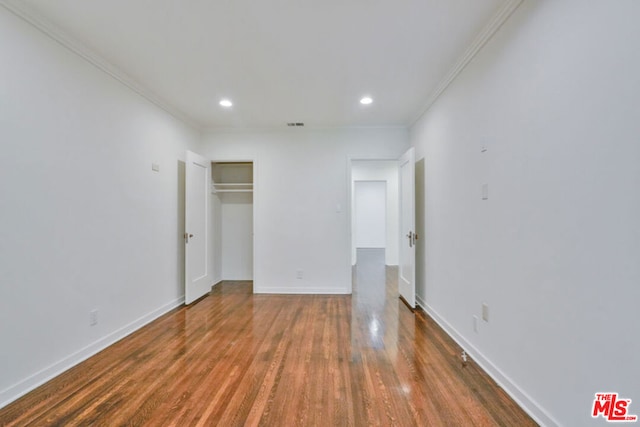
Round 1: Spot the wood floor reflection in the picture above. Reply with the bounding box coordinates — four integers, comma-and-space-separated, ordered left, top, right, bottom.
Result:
0, 249, 536, 426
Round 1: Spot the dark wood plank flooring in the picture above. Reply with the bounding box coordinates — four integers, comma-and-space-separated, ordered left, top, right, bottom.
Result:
0, 249, 536, 426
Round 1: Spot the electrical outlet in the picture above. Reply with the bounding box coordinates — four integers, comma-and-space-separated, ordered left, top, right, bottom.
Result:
90, 309, 98, 326
473, 315, 479, 333
296, 270, 303, 279
482, 303, 489, 322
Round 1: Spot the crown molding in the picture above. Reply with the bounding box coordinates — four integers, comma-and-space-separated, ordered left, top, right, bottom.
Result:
0, 0, 201, 131
409, 0, 524, 126
202, 124, 409, 134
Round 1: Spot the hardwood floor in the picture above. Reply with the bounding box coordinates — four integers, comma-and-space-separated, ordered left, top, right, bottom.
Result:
0, 250, 536, 426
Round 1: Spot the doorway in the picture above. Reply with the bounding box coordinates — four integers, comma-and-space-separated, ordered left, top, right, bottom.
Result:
354, 181, 386, 252
350, 160, 399, 293
349, 149, 416, 309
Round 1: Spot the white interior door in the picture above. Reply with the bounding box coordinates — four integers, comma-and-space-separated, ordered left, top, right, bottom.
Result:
185, 150, 211, 304
398, 148, 416, 309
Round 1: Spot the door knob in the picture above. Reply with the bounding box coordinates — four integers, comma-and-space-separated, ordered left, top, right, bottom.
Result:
185, 233, 194, 243
406, 231, 418, 247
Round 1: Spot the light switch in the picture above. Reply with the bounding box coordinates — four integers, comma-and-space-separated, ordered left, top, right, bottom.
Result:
482, 184, 488, 200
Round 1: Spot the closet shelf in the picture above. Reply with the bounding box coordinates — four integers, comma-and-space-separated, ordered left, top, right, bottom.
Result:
214, 189, 253, 193
212, 182, 253, 193
211, 162, 253, 194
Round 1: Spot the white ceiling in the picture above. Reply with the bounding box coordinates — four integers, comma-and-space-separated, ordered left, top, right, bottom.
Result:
10, 0, 508, 129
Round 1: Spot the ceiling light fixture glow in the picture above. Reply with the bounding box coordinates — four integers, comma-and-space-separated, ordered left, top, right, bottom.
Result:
219, 99, 233, 107
360, 96, 373, 105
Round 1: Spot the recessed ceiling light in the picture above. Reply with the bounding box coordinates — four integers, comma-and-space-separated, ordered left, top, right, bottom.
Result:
360, 96, 373, 105
219, 99, 233, 108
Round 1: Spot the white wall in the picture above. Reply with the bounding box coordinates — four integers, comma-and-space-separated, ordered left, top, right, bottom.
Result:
410, 1, 640, 426
220, 193, 253, 280
0, 7, 201, 408
201, 128, 409, 294
354, 181, 386, 248
351, 160, 400, 265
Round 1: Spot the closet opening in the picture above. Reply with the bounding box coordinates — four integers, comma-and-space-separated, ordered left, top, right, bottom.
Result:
211, 161, 254, 285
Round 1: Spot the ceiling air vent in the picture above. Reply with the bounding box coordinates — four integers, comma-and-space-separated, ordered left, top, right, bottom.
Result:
287, 122, 304, 127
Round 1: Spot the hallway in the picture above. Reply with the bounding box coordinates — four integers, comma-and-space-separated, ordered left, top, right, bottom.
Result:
0, 251, 535, 426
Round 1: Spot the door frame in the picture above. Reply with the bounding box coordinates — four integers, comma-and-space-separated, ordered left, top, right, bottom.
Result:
346, 156, 401, 294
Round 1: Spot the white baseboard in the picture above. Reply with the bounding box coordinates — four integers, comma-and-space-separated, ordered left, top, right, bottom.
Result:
0, 296, 184, 410
415, 295, 559, 427
254, 286, 350, 295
